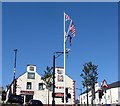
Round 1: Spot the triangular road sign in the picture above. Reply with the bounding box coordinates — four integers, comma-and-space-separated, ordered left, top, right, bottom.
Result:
101, 79, 110, 88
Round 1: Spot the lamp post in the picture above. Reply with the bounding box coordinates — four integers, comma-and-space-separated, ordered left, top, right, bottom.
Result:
13, 49, 17, 95
52, 54, 55, 106
52, 49, 70, 106
76, 88, 82, 105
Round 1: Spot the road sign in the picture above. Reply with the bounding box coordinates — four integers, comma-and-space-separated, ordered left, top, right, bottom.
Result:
101, 79, 110, 89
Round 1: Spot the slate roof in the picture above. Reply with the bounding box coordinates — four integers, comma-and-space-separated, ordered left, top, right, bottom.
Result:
109, 81, 120, 88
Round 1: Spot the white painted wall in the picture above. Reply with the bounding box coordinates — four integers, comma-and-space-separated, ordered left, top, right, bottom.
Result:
16, 71, 48, 104
79, 84, 120, 105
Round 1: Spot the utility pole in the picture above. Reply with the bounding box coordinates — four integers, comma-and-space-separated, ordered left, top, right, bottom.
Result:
76, 88, 82, 105
13, 49, 17, 95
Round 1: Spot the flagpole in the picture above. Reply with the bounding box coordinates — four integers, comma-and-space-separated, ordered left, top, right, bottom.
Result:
63, 12, 66, 106
63, 12, 75, 105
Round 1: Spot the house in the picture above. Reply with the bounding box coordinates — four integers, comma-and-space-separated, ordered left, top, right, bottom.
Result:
78, 81, 120, 105
5, 64, 76, 106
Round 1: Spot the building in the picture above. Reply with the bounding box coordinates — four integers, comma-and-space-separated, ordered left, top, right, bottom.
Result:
5, 64, 76, 106
0, 86, 3, 103
78, 81, 120, 105
54, 67, 76, 105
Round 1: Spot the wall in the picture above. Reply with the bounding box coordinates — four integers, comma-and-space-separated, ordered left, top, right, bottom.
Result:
79, 85, 120, 105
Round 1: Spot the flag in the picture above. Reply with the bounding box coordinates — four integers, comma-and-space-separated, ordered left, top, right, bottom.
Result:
65, 13, 71, 21
64, 13, 76, 45
70, 22, 75, 37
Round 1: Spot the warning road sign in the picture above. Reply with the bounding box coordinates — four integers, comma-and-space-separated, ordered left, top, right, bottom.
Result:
101, 79, 110, 89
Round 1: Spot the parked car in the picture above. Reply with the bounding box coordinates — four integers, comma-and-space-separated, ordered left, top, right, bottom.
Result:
27, 99, 43, 106
7, 94, 24, 104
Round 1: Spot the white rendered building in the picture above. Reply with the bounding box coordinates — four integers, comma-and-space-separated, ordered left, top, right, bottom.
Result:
79, 81, 120, 105
5, 64, 76, 106
0, 87, 3, 103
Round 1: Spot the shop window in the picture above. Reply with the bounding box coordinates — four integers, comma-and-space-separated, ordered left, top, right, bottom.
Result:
25, 95, 33, 103
27, 82, 32, 89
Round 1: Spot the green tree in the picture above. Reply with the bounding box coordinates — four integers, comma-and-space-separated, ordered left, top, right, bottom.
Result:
80, 61, 98, 106
42, 66, 53, 106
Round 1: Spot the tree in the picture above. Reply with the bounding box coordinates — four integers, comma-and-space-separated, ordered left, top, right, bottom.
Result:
80, 61, 98, 106
42, 66, 53, 106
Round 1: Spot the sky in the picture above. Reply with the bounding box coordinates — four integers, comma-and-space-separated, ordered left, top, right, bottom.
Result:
0, 2, 2, 87
1, 0, 120, 2
2, 2, 118, 99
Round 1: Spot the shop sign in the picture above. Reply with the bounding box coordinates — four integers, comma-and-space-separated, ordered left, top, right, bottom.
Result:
20, 90, 34, 95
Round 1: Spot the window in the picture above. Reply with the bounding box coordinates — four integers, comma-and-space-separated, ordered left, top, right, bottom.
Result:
57, 75, 63, 82
27, 82, 32, 89
29, 66, 34, 71
25, 95, 33, 103
48, 83, 53, 91
83, 96, 85, 100
57, 69, 63, 74
38, 83, 43, 90
27, 72, 35, 79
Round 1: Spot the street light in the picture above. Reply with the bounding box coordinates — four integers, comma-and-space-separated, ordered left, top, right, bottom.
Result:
52, 49, 70, 106
76, 88, 82, 105
13, 49, 17, 95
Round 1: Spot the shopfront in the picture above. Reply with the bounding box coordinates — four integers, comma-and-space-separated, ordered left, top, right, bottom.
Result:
20, 90, 34, 104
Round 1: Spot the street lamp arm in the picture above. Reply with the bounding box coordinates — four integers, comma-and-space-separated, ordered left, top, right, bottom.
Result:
54, 49, 70, 59
55, 53, 64, 59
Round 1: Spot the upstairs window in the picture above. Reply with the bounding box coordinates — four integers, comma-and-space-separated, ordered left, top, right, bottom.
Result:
29, 66, 34, 71
38, 83, 44, 90
57, 69, 63, 74
27, 82, 32, 89
57, 75, 63, 82
27, 72, 35, 79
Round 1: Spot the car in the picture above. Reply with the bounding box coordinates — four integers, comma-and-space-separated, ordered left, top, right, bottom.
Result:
7, 94, 24, 104
27, 99, 43, 106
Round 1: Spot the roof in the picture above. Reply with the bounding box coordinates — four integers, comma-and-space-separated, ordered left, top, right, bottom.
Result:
109, 81, 120, 88
56, 66, 64, 69
27, 64, 36, 66
6, 71, 40, 92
